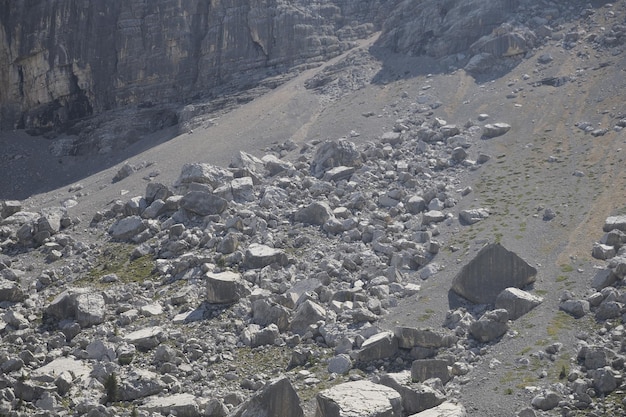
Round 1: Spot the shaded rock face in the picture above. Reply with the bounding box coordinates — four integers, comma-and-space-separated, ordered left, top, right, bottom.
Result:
451, 243, 537, 304
0, 0, 386, 132
377, 0, 519, 58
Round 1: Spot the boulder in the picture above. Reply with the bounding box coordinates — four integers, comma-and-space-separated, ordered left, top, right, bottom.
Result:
592, 243, 616, 260
0, 279, 26, 302
118, 369, 167, 401
358, 331, 399, 362
451, 243, 537, 304
294, 201, 334, 226
323, 166, 356, 182
241, 324, 280, 348
468, 309, 509, 343
142, 393, 200, 417
531, 390, 560, 411
604, 215, 626, 232
310, 139, 361, 178
252, 299, 290, 331
394, 327, 456, 350
408, 401, 466, 417
495, 288, 543, 320
205, 271, 250, 304
1, 200, 22, 219
244, 243, 288, 269
145, 182, 172, 204
45, 288, 105, 327
316, 380, 402, 417
482, 123, 511, 138
290, 300, 327, 336
410, 359, 451, 384
180, 191, 228, 216
591, 268, 618, 290
230, 377, 303, 417
108, 216, 147, 240
379, 371, 445, 414
328, 354, 352, 375
263, 154, 294, 176
458, 208, 489, 225
422, 210, 445, 225
123, 326, 166, 351
559, 299, 589, 318
176, 163, 233, 188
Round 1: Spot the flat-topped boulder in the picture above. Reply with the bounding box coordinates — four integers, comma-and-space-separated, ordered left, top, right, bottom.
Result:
205, 271, 250, 304
244, 243, 289, 269
316, 380, 402, 417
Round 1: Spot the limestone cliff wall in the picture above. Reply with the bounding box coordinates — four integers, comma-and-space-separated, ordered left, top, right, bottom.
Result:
0, 0, 385, 132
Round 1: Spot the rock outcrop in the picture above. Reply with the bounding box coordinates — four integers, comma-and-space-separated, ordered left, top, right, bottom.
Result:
0, 1, 384, 134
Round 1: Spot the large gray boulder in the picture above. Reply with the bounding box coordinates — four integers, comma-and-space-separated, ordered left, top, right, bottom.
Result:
468, 309, 509, 343
0, 279, 26, 302
316, 380, 402, 417
124, 326, 166, 351
482, 123, 511, 138
394, 327, 456, 350
244, 244, 289, 269
142, 393, 200, 417
118, 369, 167, 401
45, 288, 105, 328
205, 271, 250, 304
180, 191, 228, 216
176, 163, 234, 189
451, 243, 537, 304
294, 201, 334, 226
230, 377, 303, 417
310, 139, 361, 178
358, 331, 399, 362
290, 300, 327, 336
108, 216, 147, 240
604, 215, 626, 232
410, 359, 451, 384
408, 401, 467, 417
379, 371, 446, 414
494, 288, 543, 320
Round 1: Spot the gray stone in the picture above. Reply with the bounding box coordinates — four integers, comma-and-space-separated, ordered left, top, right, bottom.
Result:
592, 268, 618, 290
244, 243, 288, 269
205, 271, 250, 304
74, 292, 106, 327
595, 300, 623, 320
118, 369, 167, 401
113, 163, 135, 183
459, 208, 489, 225
108, 215, 147, 240
559, 299, 589, 318
410, 359, 451, 384
263, 154, 294, 176
468, 309, 509, 343
482, 123, 511, 138
450, 147, 467, 162
180, 191, 228, 216
358, 331, 399, 362
145, 182, 172, 204
451, 243, 537, 304
316, 380, 402, 417
1, 200, 22, 219
176, 163, 233, 188
328, 354, 352, 375
379, 371, 446, 414
311, 139, 361, 178
406, 196, 426, 214
592, 243, 616, 260
295, 201, 334, 226
142, 393, 200, 417
0, 279, 26, 302
407, 401, 466, 417
323, 166, 356, 182
290, 300, 327, 336
230, 377, 303, 417
230, 151, 265, 175
242, 323, 280, 348
590, 367, 618, 394
531, 390, 560, 411
422, 210, 445, 225
252, 299, 290, 331
394, 327, 456, 349
124, 326, 166, 351
604, 215, 626, 232
495, 288, 543, 320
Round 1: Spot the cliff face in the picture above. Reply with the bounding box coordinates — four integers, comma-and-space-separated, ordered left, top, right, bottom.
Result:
0, 0, 385, 132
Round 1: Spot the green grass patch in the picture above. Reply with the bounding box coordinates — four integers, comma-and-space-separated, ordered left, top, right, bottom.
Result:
78, 243, 156, 286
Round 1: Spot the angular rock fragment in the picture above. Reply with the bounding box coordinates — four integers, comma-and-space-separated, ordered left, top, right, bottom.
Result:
142, 393, 200, 417
316, 380, 402, 417
295, 201, 334, 226
244, 243, 288, 269
451, 243, 537, 304
180, 191, 228, 216
358, 331, 399, 362
379, 371, 446, 414
495, 288, 543, 320
482, 123, 511, 138
394, 327, 456, 350
411, 359, 451, 384
468, 309, 509, 343
459, 208, 489, 225
230, 377, 303, 417
108, 215, 147, 240
311, 139, 361, 178
205, 271, 250, 304
124, 326, 166, 351
290, 300, 327, 336
604, 215, 626, 232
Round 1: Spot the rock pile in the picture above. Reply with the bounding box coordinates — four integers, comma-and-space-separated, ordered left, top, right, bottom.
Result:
0, 100, 517, 415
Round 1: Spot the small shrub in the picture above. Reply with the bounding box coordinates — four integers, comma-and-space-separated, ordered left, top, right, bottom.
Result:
104, 372, 119, 404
